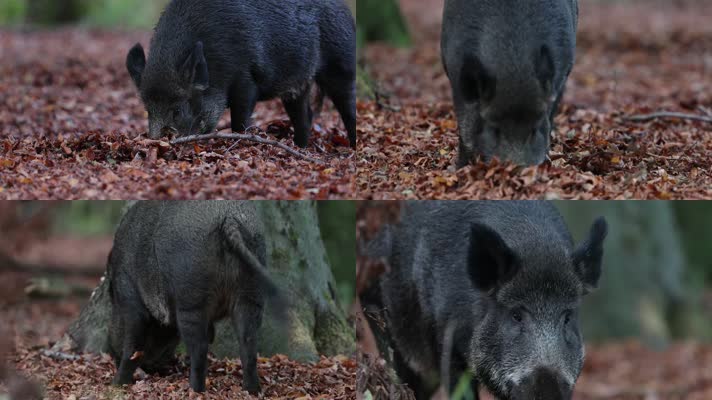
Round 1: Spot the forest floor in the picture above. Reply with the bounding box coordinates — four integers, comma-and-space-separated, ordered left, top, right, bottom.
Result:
357, 0, 712, 199
0, 30, 355, 200
0, 238, 356, 399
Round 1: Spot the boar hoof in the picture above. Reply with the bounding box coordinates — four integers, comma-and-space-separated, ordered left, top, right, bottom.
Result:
189, 380, 206, 393
111, 375, 133, 386
243, 379, 261, 395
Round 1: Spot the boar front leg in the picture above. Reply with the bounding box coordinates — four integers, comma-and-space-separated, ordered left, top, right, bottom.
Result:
228, 82, 258, 133
454, 98, 478, 168
231, 296, 264, 394
392, 347, 432, 400
176, 310, 210, 393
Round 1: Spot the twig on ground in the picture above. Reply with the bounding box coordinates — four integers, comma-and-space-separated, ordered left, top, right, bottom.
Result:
40, 349, 83, 361
646, 152, 684, 161
626, 112, 712, 124
698, 106, 712, 117
170, 131, 324, 164
0, 254, 103, 277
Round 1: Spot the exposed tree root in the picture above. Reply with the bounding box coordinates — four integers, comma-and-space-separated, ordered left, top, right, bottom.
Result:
626, 112, 712, 124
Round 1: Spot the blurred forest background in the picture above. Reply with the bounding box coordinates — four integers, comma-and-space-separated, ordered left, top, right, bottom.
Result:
556, 201, 712, 344
0, 0, 356, 26
356, 0, 685, 49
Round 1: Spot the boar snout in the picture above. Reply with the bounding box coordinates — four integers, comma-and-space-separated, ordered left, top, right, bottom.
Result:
512, 367, 572, 400
147, 124, 177, 139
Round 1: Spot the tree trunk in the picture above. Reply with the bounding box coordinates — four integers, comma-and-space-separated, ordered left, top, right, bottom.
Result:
61, 201, 354, 362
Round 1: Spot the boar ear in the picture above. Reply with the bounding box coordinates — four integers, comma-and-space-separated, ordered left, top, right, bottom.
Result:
467, 224, 519, 292
461, 55, 496, 103
535, 45, 555, 94
572, 217, 607, 294
180, 41, 209, 91
126, 43, 146, 88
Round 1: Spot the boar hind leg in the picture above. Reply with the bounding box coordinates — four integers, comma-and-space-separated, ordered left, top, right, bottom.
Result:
113, 311, 149, 385
231, 297, 263, 394
317, 76, 357, 148
282, 89, 312, 148
228, 83, 258, 133
176, 311, 210, 392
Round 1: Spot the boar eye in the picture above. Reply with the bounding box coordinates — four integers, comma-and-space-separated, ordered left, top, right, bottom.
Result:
511, 309, 523, 323
563, 310, 573, 325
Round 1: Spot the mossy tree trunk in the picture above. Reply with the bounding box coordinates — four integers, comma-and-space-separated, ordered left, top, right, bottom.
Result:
62, 201, 354, 362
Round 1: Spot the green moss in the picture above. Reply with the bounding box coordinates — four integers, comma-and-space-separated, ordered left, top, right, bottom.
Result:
288, 225, 299, 245
0, 0, 26, 24
313, 309, 355, 356
270, 247, 291, 270
282, 311, 319, 362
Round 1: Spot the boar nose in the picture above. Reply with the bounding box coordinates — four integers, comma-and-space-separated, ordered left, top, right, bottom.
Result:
514, 367, 572, 400
148, 126, 177, 139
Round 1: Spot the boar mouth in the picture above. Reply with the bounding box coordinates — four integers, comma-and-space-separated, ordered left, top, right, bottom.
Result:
509, 367, 574, 400
178, 116, 210, 138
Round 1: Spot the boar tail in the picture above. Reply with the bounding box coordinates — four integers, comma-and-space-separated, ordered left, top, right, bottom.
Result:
219, 218, 282, 302
221, 219, 290, 326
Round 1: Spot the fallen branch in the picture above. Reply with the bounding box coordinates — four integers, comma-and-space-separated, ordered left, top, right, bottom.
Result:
0, 253, 104, 277
646, 152, 684, 161
40, 349, 83, 361
626, 112, 712, 124
25, 277, 95, 298
170, 131, 324, 164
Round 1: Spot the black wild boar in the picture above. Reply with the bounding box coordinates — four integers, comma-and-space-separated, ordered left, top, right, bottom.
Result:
441, 0, 578, 167
126, 0, 357, 148
107, 201, 282, 394
361, 201, 607, 400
